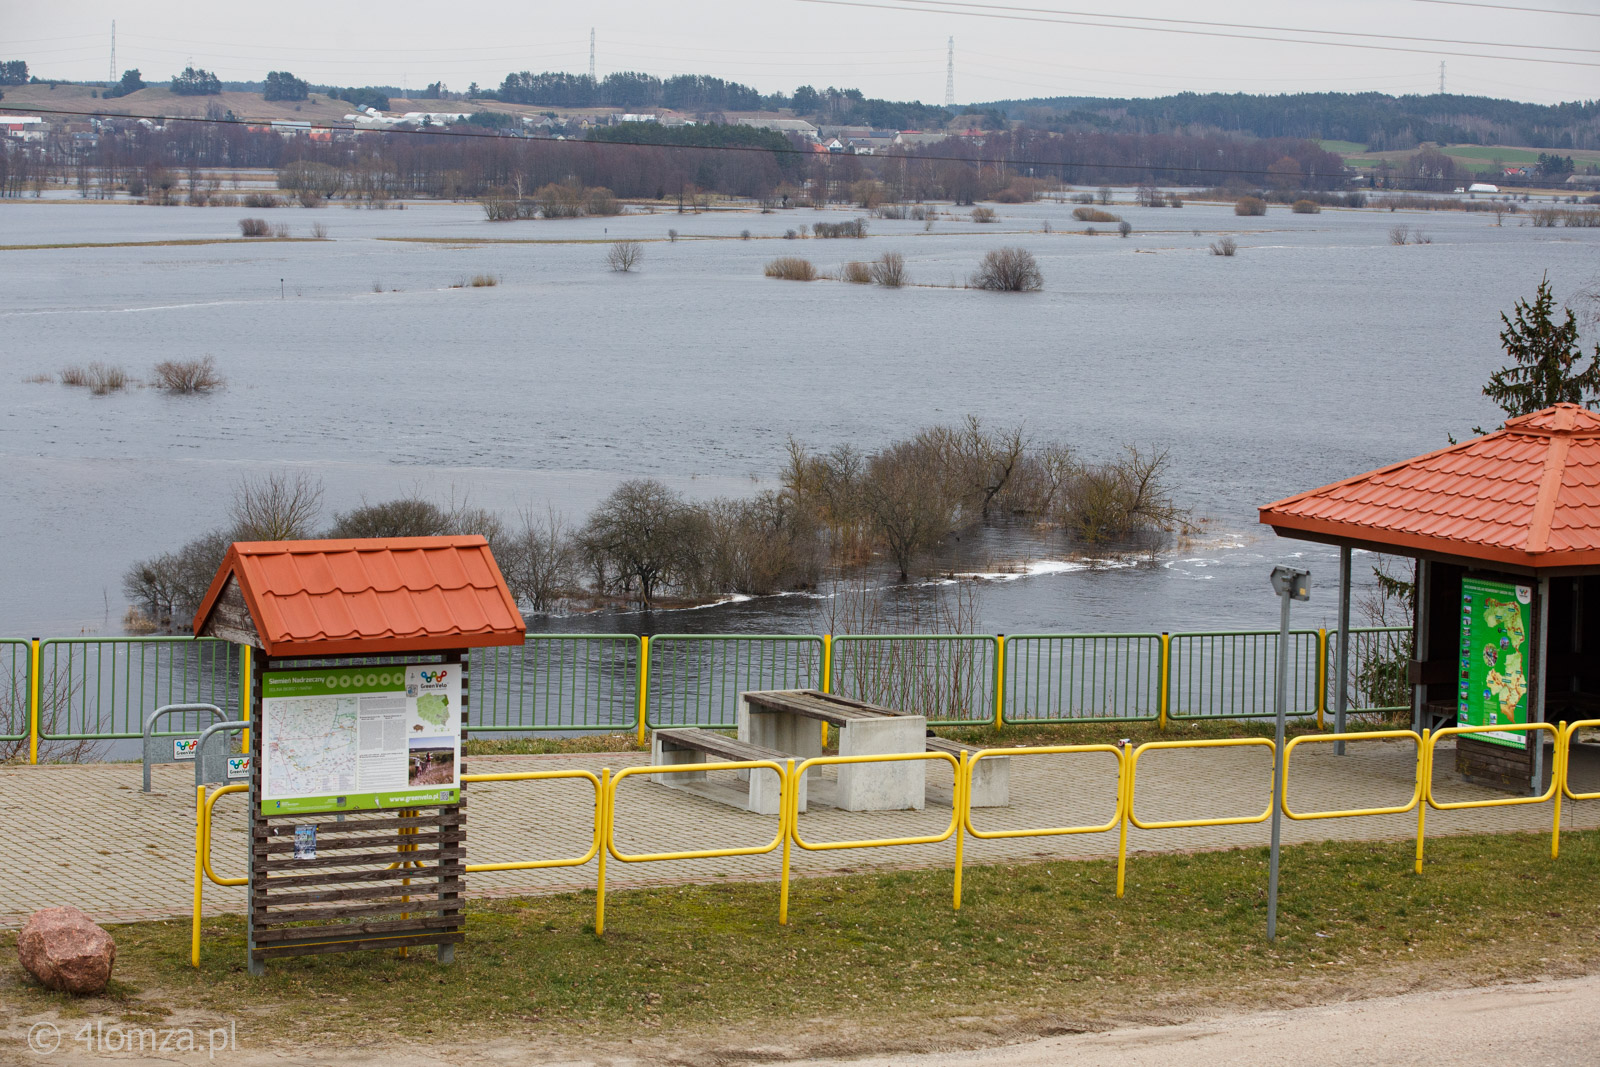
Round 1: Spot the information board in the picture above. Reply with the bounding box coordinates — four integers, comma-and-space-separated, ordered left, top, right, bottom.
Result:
260, 664, 461, 814
1457, 577, 1533, 749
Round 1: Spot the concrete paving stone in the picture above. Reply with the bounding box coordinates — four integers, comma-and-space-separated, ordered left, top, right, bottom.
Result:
1, 739, 1596, 928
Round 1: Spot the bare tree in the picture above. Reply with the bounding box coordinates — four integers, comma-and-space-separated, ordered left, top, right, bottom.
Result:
859, 440, 959, 579
578, 479, 697, 605
971, 247, 1043, 292
605, 239, 643, 272
500, 507, 580, 612
229, 471, 323, 541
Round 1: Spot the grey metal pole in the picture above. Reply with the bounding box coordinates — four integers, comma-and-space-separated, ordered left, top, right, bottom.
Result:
1268, 585, 1291, 943
1336, 546, 1351, 756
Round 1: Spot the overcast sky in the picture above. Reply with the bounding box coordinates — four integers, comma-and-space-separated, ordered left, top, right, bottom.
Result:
8, 0, 1596, 105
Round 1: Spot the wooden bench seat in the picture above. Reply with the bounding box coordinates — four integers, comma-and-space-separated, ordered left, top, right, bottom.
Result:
650, 728, 800, 815
924, 737, 1010, 807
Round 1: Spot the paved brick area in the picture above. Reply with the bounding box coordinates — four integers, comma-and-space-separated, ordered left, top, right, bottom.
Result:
3, 739, 1596, 928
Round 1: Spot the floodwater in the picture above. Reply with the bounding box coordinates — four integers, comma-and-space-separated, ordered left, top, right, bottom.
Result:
2, 191, 1595, 639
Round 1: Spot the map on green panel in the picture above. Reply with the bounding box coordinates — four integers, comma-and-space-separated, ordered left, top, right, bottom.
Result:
415, 692, 450, 727
1458, 577, 1532, 749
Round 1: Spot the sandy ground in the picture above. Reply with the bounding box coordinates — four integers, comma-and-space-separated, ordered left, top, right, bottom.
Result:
789, 975, 1600, 1067
9, 973, 1597, 1065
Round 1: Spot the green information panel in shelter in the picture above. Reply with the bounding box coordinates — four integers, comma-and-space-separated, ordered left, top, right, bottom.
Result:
1457, 577, 1532, 749
259, 664, 461, 814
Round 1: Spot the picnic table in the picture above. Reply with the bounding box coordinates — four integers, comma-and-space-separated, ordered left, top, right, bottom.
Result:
737, 690, 927, 811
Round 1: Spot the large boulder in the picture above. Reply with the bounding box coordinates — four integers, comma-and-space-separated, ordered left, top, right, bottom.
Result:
16, 906, 116, 994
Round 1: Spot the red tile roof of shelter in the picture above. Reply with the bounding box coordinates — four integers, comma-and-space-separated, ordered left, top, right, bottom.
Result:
1260, 404, 1600, 571
192, 536, 526, 657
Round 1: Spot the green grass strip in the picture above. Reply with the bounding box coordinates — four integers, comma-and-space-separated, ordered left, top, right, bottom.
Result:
6, 828, 1596, 1051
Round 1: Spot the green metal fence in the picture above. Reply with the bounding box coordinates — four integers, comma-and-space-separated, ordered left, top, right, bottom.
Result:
829, 634, 999, 726
1, 639, 31, 743
1167, 629, 1323, 720
5, 627, 1415, 755
470, 635, 641, 732
645, 635, 824, 728
1330, 626, 1413, 715
37, 638, 243, 740
1003, 633, 1165, 724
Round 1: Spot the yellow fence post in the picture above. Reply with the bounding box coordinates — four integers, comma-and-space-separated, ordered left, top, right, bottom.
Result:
240, 646, 252, 754
1552, 721, 1566, 860
779, 759, 794, 926
1157, 633, 1170, 732
953, 750, 966, 910
29, 637, 40, 764
191, 784, 205, 967
634, 637, 650, 748
1415, 728, 1430, 873
1316, 628, 1328, 730
993, 635, 1005, 731
596, 767, 610, 936
821, 635, 832, 749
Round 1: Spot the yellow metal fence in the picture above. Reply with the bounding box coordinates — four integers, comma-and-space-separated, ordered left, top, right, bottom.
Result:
190, 722, 1591, 966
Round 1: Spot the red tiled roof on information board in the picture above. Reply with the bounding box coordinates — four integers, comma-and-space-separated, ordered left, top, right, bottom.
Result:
192, 536, 526, 656
1259, 403, 1600, 570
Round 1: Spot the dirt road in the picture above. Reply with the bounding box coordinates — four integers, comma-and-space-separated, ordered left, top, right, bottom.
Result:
13, 974, 1596, 1066
790, 974, 1600, 1067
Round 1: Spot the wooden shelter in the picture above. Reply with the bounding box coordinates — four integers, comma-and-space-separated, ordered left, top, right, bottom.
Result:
193, 536, 525, 973
1260, 404, 1600, 792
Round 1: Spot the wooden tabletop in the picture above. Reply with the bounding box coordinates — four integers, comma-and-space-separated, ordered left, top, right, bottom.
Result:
741, 689, 901, 725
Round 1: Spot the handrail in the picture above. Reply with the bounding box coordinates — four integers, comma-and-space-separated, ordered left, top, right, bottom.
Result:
1560, 719, 1600, 801
1422, 722, 1563, 866
1281, 730, 1423, 820
1126, 738, 1277, 830
460, 769, 604, 872
191, 782, 248, 968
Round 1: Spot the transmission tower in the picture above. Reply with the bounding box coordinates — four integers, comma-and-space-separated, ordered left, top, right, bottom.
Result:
109, 21, 116, 85
589, 29, 596, 83
1439, 61, 1446, 93
944, 37, 955, 108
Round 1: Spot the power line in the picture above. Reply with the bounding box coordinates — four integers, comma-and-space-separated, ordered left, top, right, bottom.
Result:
842, 0, 1600, 54
1402, 0, 1600, 16
788, 0, 1600, 68
0, 104, 1399, 183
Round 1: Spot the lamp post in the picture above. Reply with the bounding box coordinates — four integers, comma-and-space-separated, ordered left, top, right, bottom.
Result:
1267, 565, 1310, 942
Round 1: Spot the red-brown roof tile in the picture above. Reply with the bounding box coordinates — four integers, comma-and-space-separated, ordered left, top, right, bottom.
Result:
192, 536, 526, 656
1259, 404, 1600, 570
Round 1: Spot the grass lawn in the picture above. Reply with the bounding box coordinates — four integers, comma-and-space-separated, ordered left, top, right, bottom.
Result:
4, 829, 1595, 1059
1318, 139, 1368, 155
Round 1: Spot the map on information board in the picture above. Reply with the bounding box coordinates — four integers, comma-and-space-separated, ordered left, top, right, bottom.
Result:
260, 664, 461, 814
1457, 577, 1533, 750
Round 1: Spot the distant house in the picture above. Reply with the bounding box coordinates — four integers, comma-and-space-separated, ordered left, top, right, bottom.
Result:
735, 116, 819, 141
0, 115, 46, 141
617, 113, 659, 124
893, 130, 950, 147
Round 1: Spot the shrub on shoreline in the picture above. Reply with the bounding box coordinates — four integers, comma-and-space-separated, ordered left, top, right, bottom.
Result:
153, 357, 223, 393
1234, 196, 1267, 216
765, 256, 817, 281
1072, 207, 1119, 223
972, 247, 1042, 292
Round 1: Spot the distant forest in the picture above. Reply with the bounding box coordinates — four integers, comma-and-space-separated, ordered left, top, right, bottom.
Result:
984, 92, 1600, 151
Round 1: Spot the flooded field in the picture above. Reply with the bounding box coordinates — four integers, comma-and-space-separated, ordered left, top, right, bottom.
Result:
2, 191, 1595, 637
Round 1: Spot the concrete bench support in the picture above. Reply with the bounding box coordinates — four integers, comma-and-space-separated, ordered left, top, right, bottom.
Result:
651, 729, 800, 815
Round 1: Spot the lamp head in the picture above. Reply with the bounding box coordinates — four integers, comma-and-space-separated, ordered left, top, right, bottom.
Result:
1270, 566, 1311, 602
